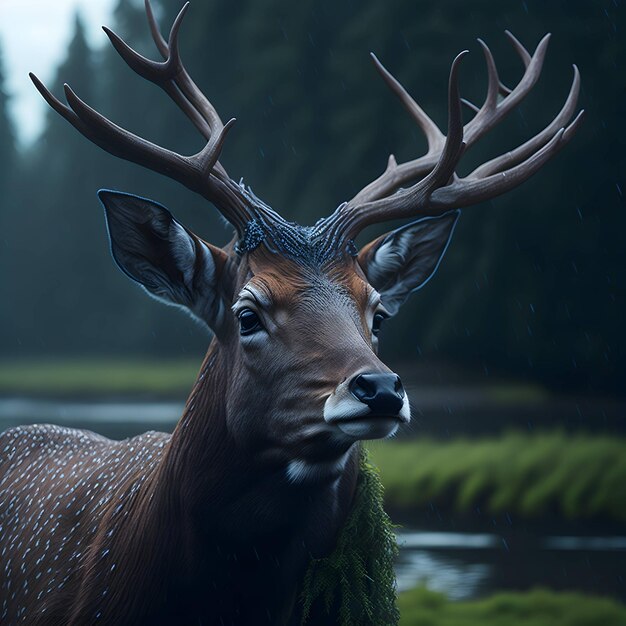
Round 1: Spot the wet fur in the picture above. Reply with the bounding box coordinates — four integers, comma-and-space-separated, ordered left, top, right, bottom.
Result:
0, 342, 359, 625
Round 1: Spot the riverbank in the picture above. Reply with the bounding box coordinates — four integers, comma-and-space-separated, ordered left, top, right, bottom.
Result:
398, 587, 626, 625
0, 358, 200, 397
1, 358, 623, 435
368, 433, 626, 522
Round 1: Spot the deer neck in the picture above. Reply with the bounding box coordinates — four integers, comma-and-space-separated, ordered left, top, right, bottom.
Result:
72, 344, 358, 623
138, 338, 359, 622
157, 338, 359, 551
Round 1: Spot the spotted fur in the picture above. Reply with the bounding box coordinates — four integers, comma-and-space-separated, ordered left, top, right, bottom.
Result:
0, 343, 364, 625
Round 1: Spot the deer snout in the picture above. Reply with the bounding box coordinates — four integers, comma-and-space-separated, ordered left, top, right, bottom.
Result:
323, 371, 410, 441
349, 372, 405, 415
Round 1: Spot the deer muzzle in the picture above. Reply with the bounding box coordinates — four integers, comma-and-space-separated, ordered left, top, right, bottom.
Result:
323, 371, 410, 440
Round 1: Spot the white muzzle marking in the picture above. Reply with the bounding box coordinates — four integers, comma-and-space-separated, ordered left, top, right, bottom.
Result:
323, 377, 410, 440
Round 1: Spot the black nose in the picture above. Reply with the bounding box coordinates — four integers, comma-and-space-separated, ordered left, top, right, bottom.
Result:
349, 372, 405, 415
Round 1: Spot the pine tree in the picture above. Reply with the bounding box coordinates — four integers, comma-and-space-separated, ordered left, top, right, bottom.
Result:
7, 12, 108, 355
0, 41, 16, 194
0, 38, 18, 354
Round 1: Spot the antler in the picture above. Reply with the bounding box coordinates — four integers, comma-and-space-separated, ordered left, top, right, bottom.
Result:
326, 32, 583, 242
29, 1, 270, 234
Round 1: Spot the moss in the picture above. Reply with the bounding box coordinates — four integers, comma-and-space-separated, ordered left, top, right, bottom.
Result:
299, 447, 399, 625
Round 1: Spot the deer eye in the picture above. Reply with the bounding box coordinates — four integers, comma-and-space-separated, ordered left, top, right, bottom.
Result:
239, 308, 263, 336
372, 312, 387, 337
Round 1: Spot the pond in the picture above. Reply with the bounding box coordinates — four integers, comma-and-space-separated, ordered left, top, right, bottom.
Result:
396, 528, 626, 601
1, 396, 625, 603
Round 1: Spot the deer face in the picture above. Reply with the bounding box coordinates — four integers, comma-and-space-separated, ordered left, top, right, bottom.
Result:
99, 191, 458, 479
35, 0, 581, 485
227, 250, 407, 457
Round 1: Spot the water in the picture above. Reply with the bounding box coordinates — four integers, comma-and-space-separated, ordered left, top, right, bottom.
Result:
0, 397, 181, 440
396, 528, 626, 601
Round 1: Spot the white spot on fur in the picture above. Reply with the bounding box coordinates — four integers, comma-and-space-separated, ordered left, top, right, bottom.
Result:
286, 455, 349, 485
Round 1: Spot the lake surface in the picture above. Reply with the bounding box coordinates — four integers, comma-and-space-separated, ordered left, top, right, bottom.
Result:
396, 528, 626, 601
1, 396, 625, 602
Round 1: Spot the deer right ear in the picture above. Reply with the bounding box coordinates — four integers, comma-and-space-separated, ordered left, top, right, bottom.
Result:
98, 190, 234, 332
358, 211, 459, 316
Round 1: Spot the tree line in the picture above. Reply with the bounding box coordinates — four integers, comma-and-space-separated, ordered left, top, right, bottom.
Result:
0, 0, 623, 392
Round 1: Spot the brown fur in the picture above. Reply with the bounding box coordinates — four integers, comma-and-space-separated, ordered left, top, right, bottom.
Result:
0, 251, 382, 625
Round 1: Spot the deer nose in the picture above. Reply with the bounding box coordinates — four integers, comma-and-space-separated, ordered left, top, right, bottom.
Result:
349, 373, 405, 415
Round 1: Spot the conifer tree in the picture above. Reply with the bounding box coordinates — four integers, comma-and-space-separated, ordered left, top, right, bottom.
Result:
8, 12, 107, 355
0, 41, 16, 194
0, 39, 18, 353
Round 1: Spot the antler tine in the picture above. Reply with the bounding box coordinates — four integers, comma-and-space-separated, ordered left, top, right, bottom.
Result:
349, 54, 449, 207
429, 110, 584, 210
30, 73, 81, 128
335, 51, 467, 239
370, 53, 445, 153
461, 98, 480, 114
145, 0, 169, 59
505, 30, 532, 68
31, 74, 201, 189
60, 82, 247, 226
330, 33, 582, 242
420, 51, 466, 191
103, 3, 220, 149
496, 31, 532, 96
31, 2, 267, 234
464, 32, 536, 111
104, 7, 234, 180
477, 38, 500, 111
105, 0, 251, 186
159, 2, 226, 142
463, 33, 550, 146
61, 83, 193, 178
470, 64, 580, 179
348, 32, 548, 208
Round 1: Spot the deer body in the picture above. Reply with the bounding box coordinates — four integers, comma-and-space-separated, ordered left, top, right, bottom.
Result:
1, 1, 582, 623
0, 340, 359, 625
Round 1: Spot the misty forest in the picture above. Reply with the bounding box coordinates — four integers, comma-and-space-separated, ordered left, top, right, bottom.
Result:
0, 0, 622, 393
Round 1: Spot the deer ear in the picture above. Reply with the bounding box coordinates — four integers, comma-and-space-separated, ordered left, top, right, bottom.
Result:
98, 190, 233, 330
358, 211, 459, 316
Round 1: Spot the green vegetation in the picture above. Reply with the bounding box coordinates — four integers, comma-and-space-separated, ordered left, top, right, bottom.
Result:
398, 587, 626, 626
301, 449, 399, 625
0, 359, 200, 396
368, 433, 626, 521
485, 384, 548, 405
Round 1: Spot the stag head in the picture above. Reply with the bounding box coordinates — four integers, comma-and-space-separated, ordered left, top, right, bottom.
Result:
31, 1, 582, 482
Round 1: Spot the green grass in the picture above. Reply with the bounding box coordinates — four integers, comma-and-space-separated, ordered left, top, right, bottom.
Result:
368, 432, 626, 521
398, 587, 626, 626
485, 383, 548, 404
0, 358, 201, 396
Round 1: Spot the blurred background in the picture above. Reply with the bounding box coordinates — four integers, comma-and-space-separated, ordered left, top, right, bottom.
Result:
0, 0, 624, 624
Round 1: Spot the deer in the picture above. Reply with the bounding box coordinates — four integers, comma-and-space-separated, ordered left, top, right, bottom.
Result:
0, 1, 582, 624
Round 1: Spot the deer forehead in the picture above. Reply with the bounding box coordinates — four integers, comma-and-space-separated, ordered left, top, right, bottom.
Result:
235, 257, 376, 321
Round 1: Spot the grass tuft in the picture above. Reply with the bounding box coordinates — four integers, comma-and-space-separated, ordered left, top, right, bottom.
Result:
398, 587, 626, 626
0, 358, 201, 396
367, 432, 626, 521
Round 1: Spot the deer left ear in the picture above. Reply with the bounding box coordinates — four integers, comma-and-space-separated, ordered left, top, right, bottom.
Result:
98, 190, 234, 331
358, 211, 460, 315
